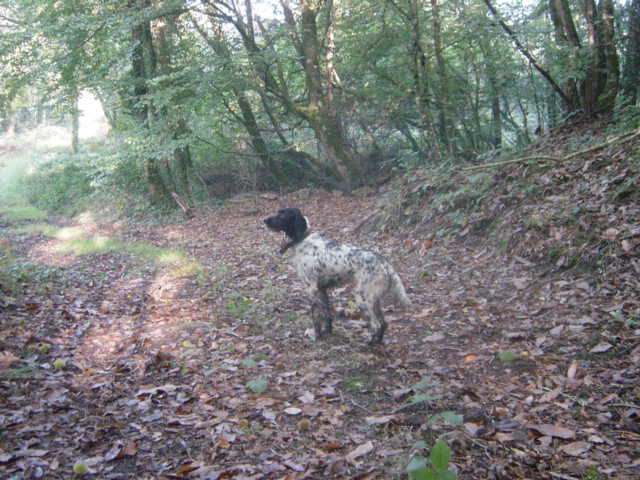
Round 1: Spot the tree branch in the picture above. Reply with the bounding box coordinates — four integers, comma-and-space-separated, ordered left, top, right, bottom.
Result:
482, 0, 572, 108
462, 128, 640, 171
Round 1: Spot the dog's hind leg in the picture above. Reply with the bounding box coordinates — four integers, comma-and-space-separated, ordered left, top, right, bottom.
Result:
368, 299, 387, 345
355, 287, 387, 345
311, 288, 333, 339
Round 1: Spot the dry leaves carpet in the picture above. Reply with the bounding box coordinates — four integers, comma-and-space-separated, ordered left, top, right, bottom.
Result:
1, 189, 639, 479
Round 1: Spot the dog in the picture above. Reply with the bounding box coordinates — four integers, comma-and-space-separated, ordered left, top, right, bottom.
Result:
263, 207, 411, 345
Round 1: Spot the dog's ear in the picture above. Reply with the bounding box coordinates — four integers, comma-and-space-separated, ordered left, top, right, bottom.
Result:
292, 211, 308, 239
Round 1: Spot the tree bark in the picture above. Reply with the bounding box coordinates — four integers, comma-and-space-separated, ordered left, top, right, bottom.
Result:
621, 0, 640, 106
70, 86, 79, 154
281, 0, 360, 187
129, 0, 172, 207
430, 0, 451, 153
406, 0, 442, 162
597, 0, 619, 113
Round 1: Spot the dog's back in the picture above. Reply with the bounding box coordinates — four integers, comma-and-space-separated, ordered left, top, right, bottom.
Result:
292, 233, 410, 307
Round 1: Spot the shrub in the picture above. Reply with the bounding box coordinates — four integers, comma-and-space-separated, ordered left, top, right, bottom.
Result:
20, 153, 96, 214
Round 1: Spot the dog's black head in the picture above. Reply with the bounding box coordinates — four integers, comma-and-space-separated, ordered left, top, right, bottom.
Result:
264, 208, 309, 243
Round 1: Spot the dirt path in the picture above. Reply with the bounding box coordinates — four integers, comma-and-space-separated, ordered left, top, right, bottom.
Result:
1, 191, 639, 479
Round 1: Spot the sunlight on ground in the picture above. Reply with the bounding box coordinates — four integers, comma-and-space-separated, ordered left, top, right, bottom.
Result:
54, 226, 85, 240
14, 217, 205, 279
75, 271, 196, 368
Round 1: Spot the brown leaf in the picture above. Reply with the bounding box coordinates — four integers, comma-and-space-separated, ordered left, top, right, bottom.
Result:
365, 415, 396, 426
0, 351, 19, 369
171, 461, 200, 478
345, 441, 374, 462
316, 442, 343, 452
560, 441, 591, 456
463, 353, 480, 363
527, 423, 575, 439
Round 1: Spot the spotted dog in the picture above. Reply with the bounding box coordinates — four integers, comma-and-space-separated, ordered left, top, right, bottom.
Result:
263, 207, 411, 345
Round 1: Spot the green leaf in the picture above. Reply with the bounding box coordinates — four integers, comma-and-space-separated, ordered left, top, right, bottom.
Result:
430, 440, 451, 470
409, 393, 440, 405
430, 411, 464, 425
410, 470, 436, 480
407, 455, 428, 473
241, 357, 257, 368
432, 470, 457, 480
496, 350, 520, 362
411, 376, 433, 391
407, 456, 435, 480
246, 378, 268, 394
413, 440, 429, 450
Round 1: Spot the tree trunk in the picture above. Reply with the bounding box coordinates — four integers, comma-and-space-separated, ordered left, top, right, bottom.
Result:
622, 0, 640, 106
407, 0, 442, 162
293, 0, 360, 187
597, 0, 619, 113
430, 0, 451, 153
192, 16, 290, 187
71, 87, 79, 154
129, 0, 172, 207
548, 0, 580, 111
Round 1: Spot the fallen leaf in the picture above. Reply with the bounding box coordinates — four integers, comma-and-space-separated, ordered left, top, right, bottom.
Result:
0, 351, 19, 368
589, 342, 613, 353
298, 391, 315, 404
346, 441, 374, 462
527, 423, 575, 440
424, 332, 445, 342
560, 441, 591, 456
365, 415, 396, 426
317, 442, 343, 452
463, 353, 480, 363
512, 278, 528, 290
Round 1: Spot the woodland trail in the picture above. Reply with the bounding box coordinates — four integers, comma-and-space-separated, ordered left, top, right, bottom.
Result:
1, 190, 639, 479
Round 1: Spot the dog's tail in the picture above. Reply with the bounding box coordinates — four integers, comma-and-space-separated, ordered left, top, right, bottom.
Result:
389, 270, 412, 309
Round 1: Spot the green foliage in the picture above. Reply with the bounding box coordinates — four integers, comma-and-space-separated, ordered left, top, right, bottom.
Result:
0, 205, 47, 221
407, 440, 457, 480
429, 411, 464, 425
496, 350, 522, 362
241, 357, 257, 369
225, 293, 256, 320
246, 378, 268, 394
582, 466, 605, 480
19, 153, 96, 215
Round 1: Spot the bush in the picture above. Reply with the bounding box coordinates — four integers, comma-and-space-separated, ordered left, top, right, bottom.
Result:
20, 153, 96, 215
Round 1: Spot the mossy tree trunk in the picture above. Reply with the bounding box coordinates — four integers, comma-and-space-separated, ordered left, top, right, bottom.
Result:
129, 0, 173, 208
621, 0, 640, 107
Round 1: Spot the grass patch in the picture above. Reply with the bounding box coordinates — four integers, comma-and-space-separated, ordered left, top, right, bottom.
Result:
56, 235, 119, 255
55, 234, 203, 276
11, 222, 59, 236
0, 205, 48, 221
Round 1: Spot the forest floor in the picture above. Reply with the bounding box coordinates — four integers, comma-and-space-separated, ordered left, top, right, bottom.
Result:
1, 142, 640, 479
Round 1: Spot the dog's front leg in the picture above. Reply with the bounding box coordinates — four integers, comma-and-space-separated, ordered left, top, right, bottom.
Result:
311, 288, 333, 339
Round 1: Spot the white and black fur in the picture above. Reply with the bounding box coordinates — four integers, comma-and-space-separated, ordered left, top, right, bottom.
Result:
264, 208, 411, 345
